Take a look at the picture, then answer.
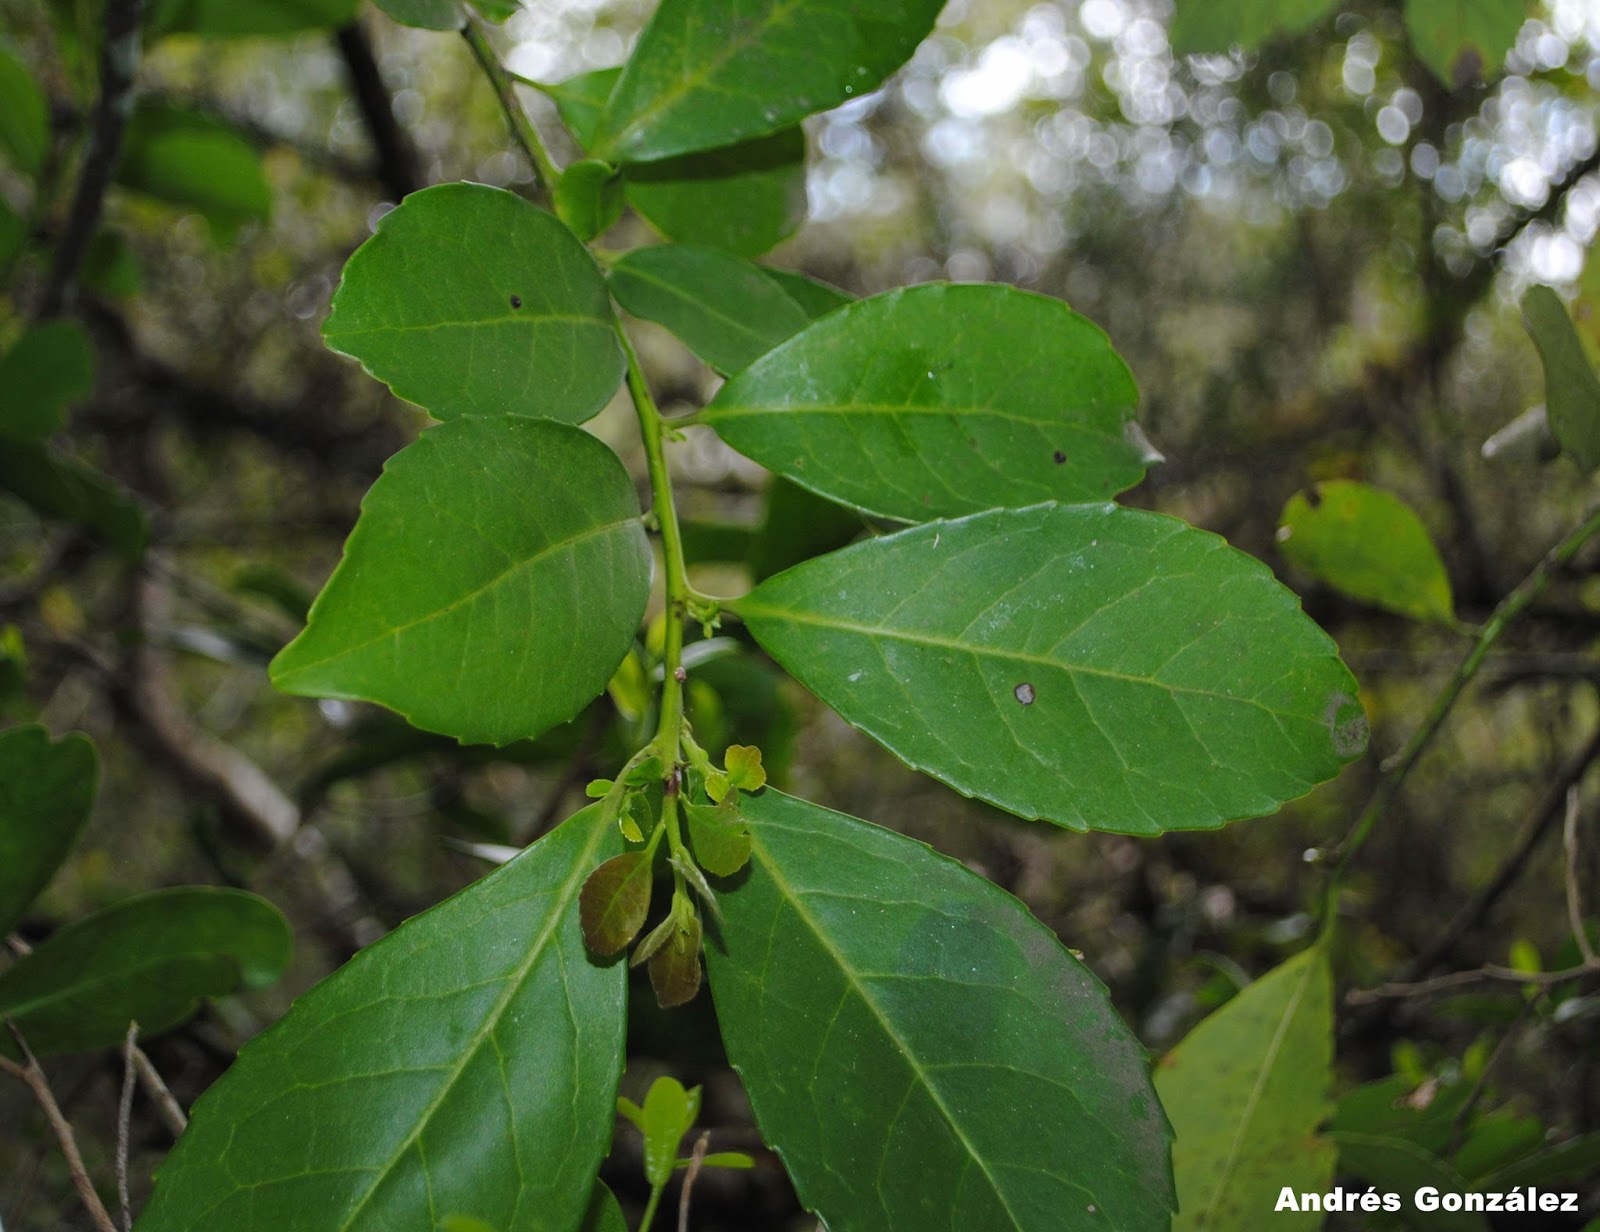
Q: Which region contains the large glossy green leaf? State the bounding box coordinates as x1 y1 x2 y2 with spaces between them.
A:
1403 0 1527 87
134 806 624 1232
148 0 361 36
610 245 811 375
116 104 272 238
0 441 148 560
705 789 1174 1231
734 503 1366 833
0 46 49 177
0 888 291 1058
0 725 96 939
590 0 945 163
323 182 623 422
1277 481 1455 625
1168 0 1339 55
1154 947 1336 1232
701 284 1149 521
272 418 651 747
0 322 95 440
1521 285 1600 472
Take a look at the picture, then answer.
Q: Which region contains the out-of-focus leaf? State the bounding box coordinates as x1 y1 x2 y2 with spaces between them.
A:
1478 1131 1600 1190
555 158 624 242
1277 481 1455 624
610 245 810 374
80 230 142 297
1522 285 1600 472
1156 946 1336 1231
0 199 26 270
471 0 519 19
736 503 1367 834
373 0 461 29
591 0 945 162
117 104 272 238
706 789 1174 1230
0 441 148 560
271 418 651 747
133 807 624 1232
626 128 807 258
323 183 623 422
0 725 96 939
0 322 95 440
748 477 861 583
1404 0 1527 87
0 46 48 176
702 284 1148 520
1169 0 1339 54
1329 1133 1488 1231
0 888 291 1057
148 0 361 37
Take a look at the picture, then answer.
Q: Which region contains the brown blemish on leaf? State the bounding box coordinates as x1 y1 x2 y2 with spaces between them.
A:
1013 682 1036 706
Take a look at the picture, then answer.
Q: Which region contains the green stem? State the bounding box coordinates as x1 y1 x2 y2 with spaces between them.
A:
460 18 559 196
638 1180 665 1232
1324 500 1600 929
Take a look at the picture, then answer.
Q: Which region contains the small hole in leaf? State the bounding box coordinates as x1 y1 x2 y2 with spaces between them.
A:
509 294 523 309
1052 450 1067 464
1013 682 1036 706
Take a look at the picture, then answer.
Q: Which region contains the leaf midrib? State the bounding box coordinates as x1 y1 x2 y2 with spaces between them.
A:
749 825 1027 1232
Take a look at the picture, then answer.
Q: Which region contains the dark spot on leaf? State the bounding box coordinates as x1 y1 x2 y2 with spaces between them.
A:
509 294 523 309
1305 486 1322 509
1451 46 1484 89
1052 450 1067 464
1013 682 1036 706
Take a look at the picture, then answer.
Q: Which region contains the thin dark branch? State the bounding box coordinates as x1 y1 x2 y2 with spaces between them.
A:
37 0 146 320
335 18 422 200
130 1044 187 1139
117 1023 138 1232
1347 958 1600 1004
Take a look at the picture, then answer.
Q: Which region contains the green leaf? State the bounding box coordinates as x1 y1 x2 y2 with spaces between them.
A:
705 789 1174 1230
471 0 520 20
1168 0 1340 56
0 46 49 176
0 199 26 271
647 911 702 1008
323 183 623 423
749 477 862 582
758 266 852 319
735 503 1366 834
610 245 810 375
683 1151 753 1170
1478 1131 1600 1189
0 725 97 939
1404 0 1528 87
134 806 624 1232
148 0 361 37
117 104 272 238
1328 1133 1488 1231
723 744 765 791
1521 285 1600 472
0 441 148 560
684 800 751 876
640 1076 698 1186
554 158 624 242
373 0 462 29
271 418 651 747
0 888 291 1058
701 284 1149 521
547 68 618 151
1155 947 1336 1232
578 850 653 955
591 0 945 163
80 230 142 298
1277 481 1455 625
578 1182 628 1232
625 127 808 258
0 322 95 440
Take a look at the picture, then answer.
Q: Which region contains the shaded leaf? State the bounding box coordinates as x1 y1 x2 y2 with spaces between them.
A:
1277 481 1455 624
323 182 622 423
81 230 142 298
0 199 25 270
610 245 811 375
684 800 751 876
591 0 944 163
1478 1131 1600 1190
749 477 862 582
578 1182 628 1232
117 104 272 238
0 888 291 1058
1156 947 1336 1232
135 807 623 1232
555 158 624 241
705 789 1174 1230
648 911 702 1008
0 322 95 440
702 284 1148 521
1404 0 1527 87
1168 0 1340 55
0 46 49 176
0 725 97 939
1522 285 1600 472
579 850 653 955
758 266 852 319
373 0 461 29
1330 1133 1488 1231
735 503 1366 834
546 67 618 150
271 417 651 747
0 440 148 560
148 0 361 36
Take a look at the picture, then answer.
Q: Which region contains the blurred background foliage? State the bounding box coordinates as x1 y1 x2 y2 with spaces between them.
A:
2 0 1599 1226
